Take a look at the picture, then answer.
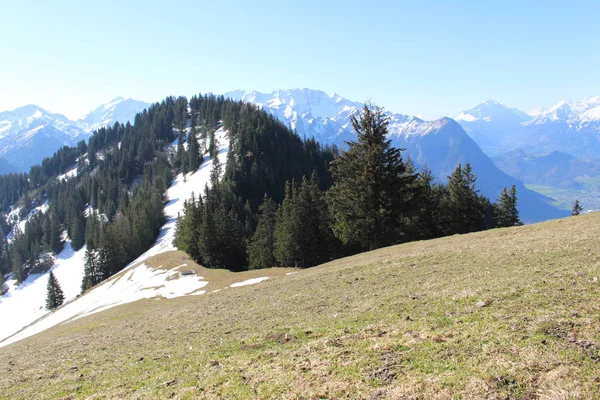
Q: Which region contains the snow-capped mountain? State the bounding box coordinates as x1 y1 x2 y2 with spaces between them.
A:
77 97 151 133
456 96 600 157
0 105 89 173
226 89 363 144
0 98 150 174
454 100 533 156
225 89 566 222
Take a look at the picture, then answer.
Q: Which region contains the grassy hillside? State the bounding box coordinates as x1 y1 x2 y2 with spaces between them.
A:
2 214 600 399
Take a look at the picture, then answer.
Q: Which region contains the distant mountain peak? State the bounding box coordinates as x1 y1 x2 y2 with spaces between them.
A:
77 97 150 133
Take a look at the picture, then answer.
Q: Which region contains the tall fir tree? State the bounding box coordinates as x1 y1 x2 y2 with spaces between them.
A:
328 104 419 250
248 195 278 269
274 175 333 267
442 163 487 235
494 187 512 228
507 185 521 226
187 130 203 172
45 271 64 310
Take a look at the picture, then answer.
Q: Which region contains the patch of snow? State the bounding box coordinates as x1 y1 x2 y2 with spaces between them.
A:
230 277 270 287
0 261 209 347
285 271 298 276
454 112 477 122
7 201 50 242
57 165 78 182
0 241 86 344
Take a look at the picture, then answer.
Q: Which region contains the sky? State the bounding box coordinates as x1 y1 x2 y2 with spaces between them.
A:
1 0 599 120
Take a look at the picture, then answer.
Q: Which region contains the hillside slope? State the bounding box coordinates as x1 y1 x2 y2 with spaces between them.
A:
0 127 229 345
1 213 599 399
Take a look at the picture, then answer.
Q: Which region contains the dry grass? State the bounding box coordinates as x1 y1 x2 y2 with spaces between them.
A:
1 214 600 399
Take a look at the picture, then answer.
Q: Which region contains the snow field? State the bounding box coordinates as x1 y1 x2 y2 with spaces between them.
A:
0 241 85 343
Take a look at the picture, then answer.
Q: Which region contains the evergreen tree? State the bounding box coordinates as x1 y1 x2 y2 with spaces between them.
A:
328 104 419 250
187 129 203 172
441 163 487 235
10 241 25 284
507 185 521 226
413 168 444 240
49 211 63 254
494 187 511 228
45 271 64 310
70 214 86 251
572 199 583 216
273 181 299 266
81 246 100 292
248 195 278 269
274 176 333 267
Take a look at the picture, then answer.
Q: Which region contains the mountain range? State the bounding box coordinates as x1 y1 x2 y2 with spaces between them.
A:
225 89 567 222
0 98 151 173
5 89 598 220
455 97 600 157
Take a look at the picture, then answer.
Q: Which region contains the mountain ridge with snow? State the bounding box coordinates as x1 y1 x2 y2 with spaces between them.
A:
455 96 600 157
0 98 150 173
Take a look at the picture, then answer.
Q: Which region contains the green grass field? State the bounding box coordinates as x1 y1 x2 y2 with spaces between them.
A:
2 214 600 399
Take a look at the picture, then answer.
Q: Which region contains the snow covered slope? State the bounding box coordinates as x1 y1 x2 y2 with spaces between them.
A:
0 128 230 348
77 97 151 133
0 241 86 343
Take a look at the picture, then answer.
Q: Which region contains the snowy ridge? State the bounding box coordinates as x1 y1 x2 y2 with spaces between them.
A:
225 89 461 144
77 97 151 133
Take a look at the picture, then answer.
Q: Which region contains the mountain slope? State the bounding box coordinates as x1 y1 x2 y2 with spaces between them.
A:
0 126 229 346
1 213 599 398
77 97 151 133
454 100 532 156
227 89 565 222
0 105 89 172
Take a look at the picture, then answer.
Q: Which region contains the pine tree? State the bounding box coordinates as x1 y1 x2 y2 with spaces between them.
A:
11 243 25 284
507 185 521 226
45 271 64 310
187 129 203 172
414 168 443 240
274 176 333 267
494 187 511 227
70 214 85 251
49 211 63 254
274 181 299 266
248 195 278 269
328 104 419 250
81 246 100 292
442 163 487 235
572 199 583 216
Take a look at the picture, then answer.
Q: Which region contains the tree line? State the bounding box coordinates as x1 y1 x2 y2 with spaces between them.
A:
174 103 522 271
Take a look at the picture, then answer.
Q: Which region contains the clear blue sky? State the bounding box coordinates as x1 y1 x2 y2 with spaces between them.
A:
1 0 599 119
